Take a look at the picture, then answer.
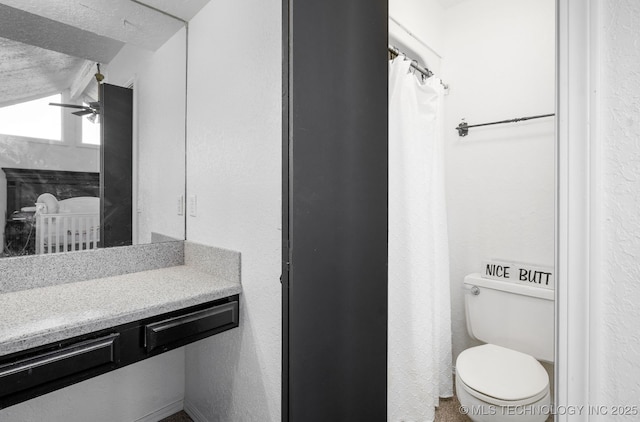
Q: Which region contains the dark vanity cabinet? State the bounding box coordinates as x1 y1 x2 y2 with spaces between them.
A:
0 295 239 409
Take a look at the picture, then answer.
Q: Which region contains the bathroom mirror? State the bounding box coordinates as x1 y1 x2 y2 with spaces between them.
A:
0 0 207 257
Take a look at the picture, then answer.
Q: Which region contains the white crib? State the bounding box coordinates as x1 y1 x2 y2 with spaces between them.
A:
34 195 100 254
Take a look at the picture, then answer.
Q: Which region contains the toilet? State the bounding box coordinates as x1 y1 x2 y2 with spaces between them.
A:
455 274 554 422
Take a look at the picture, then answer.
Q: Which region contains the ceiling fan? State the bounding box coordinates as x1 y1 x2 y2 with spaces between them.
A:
49 101 100 117
49 63 104 117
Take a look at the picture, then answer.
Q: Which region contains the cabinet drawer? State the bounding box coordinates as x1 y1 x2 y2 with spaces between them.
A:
145 301 238 352
0 334 119 396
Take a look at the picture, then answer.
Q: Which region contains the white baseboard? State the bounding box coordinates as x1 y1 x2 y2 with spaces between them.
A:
184 400 211 422
134 399 184 422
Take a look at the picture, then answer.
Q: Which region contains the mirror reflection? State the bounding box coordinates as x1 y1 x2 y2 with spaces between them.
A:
0 0 203 257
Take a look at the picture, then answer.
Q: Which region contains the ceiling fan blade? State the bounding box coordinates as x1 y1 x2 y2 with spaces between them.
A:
49 102 87 110
72 109 93 116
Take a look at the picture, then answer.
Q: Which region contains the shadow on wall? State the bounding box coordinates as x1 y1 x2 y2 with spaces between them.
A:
184 299 272 421
0 348 185 421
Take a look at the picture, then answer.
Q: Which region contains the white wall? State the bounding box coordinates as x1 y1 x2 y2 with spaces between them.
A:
106 29 187 244
597 0 640 409
389 0 445 73
441 0 556 360
0 348 185 422
184 0 281 420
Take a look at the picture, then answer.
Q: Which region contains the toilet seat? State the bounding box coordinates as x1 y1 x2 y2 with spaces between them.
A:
456 344 549 406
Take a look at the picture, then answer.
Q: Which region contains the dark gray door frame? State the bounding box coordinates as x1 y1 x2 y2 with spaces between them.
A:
282 1 389 420
100 83 133 248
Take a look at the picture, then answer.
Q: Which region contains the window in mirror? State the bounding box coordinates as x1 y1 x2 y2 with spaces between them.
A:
81 103 101 145
0 94 62 141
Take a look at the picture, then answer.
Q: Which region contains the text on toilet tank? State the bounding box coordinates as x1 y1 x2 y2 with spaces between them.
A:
481 260 554 289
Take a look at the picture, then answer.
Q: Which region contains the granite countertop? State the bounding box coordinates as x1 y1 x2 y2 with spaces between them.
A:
0 265 242 357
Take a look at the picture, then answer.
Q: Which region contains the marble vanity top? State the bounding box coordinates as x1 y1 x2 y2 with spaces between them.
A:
0 242 242 357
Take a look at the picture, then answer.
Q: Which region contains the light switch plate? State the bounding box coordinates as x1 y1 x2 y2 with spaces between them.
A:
188 195 197 217
177 195 184 216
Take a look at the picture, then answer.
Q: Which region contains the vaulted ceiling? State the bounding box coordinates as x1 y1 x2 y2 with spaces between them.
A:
0 0 210 107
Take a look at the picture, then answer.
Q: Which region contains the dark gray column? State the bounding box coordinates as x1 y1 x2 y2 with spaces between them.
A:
100 83 133 248
283 1 389 420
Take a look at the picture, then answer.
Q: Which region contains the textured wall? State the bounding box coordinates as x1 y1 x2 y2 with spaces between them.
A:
0 348 185 422
442 0 556 361
184 0 282 420
599 0 640 408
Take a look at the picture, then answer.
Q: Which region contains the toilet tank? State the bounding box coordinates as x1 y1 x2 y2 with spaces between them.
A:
464 273 554 362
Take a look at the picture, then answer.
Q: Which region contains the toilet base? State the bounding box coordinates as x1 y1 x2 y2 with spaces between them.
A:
456 377 551 422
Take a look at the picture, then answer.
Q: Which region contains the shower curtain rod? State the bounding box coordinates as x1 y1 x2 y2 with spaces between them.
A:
455 113 555 137
388 46 448 89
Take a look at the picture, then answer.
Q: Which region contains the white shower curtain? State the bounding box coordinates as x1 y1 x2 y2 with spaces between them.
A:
388 57 453 422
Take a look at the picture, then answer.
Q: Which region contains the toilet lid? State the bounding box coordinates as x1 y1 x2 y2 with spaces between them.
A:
456 344 549 401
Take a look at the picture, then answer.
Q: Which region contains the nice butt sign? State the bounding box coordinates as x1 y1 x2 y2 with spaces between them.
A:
482 260 554 290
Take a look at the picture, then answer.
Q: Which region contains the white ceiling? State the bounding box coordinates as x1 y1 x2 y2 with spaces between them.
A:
436 0 469 9
0 38 87 107
139 0 213 22
0 0 210 107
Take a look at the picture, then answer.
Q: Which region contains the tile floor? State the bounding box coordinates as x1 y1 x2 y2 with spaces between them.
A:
160 411 193 422
435 395 554 422
163 400 553 421
435 393 472 421
162 400 474 422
